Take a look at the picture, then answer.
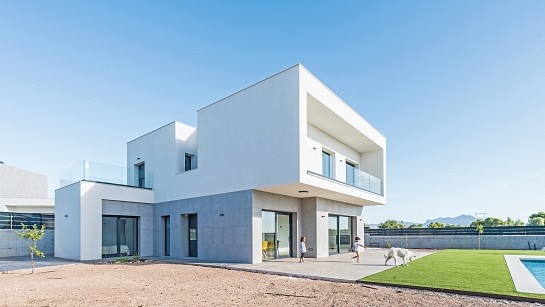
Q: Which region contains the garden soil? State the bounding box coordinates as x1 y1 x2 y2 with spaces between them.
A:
0 262 540 307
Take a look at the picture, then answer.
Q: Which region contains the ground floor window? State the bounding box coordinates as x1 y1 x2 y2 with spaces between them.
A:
328 215 352 254
262 211 292 261
102 215 138 258
188 214 198 257
165 216 170 256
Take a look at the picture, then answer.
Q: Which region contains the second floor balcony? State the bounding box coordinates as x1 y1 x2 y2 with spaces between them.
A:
60 161 153 189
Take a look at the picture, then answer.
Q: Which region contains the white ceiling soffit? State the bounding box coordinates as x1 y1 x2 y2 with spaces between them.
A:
306 94 381 152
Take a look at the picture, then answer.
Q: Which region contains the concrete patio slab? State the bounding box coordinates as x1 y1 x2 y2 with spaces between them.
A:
0 256 78 273
152 249 433 282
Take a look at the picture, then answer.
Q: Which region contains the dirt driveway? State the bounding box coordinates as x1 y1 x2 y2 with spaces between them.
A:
0 262 539 307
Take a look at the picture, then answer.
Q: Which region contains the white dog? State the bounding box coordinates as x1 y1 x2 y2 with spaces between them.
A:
384 247 416 266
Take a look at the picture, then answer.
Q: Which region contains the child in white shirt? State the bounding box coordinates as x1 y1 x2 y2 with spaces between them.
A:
351 237 365 263
299 237 307 263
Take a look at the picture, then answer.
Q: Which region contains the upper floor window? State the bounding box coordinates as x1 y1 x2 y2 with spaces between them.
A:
137 163 145 187
346 161 356 185
322 151 332 178
185 154 193 171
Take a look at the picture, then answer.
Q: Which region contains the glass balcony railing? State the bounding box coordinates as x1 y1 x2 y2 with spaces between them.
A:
60 161 153 189
350 168 382 195
308 169 382 195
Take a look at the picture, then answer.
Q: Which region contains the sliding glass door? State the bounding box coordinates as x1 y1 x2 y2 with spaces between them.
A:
262 211 292 260
328 215 352 254
102 216 138 258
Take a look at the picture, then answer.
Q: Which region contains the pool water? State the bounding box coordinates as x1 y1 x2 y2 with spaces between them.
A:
521 259 545 288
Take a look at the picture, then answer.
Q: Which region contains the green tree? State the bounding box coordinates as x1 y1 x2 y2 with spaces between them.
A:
408 223 424 228
529 212 545 219
475 224 484 249
378 219 403 229
427 222 445 228
528 217 545 226
16 224 46 274
515 219 525 226
470 219 484 227
506 217 525 226
483 217 506 227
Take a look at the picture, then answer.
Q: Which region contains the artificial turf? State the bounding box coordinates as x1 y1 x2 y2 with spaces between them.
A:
360 249 545 299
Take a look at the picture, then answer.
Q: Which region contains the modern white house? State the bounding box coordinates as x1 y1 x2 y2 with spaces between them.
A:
54 64 386 263
0 163 54 213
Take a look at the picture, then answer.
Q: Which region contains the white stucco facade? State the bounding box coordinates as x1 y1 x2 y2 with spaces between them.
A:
55 64 386 262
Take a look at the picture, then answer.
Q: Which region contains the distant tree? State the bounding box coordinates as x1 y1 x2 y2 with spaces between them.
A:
529 212 545 219
528 217 545 226
427 222 445 228
378 219 403 229
364 223 370 228
470 219 484 227
408 223 424 228
483 217 506 227
506 217 525 226
445 224 463 228
515 219 525 226
16 224 46 274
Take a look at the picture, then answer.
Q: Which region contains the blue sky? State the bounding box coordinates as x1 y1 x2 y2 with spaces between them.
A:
1 1 544 224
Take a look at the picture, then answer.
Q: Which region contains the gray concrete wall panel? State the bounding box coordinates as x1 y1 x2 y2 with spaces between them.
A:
0 230 54 257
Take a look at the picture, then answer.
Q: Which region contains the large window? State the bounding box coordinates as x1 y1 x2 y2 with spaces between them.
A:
322 151 332 178
102 216 138 258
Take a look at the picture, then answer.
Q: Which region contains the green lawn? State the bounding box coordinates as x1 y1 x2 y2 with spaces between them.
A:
361 249 545 300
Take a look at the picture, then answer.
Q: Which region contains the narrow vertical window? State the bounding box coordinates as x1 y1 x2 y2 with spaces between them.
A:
137 163 145 187
322 151 331 178
185 154 192 171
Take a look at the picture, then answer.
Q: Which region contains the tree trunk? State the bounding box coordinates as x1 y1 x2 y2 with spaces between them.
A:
31 251 34 274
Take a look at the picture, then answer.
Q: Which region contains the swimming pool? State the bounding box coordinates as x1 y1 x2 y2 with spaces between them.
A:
521 259 545 288
504 255 545 294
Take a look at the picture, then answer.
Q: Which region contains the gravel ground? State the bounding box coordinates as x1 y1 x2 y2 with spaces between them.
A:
0 261 542 307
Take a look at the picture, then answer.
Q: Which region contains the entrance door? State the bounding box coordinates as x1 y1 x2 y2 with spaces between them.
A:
188 214 197 257
328 215 352 254
261 211 292 260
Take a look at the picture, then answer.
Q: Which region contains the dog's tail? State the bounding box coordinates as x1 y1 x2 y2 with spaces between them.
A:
384 254 388 259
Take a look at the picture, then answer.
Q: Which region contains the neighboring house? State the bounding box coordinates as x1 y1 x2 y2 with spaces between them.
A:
55 64 386 263
0 163 54 213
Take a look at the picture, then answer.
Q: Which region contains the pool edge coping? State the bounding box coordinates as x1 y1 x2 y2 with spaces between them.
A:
505 255 545 295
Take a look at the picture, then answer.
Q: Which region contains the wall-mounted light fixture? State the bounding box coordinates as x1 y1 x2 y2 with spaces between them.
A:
219 213 224 216
184 214 188 217
137 158 140 160
312 147 316 150
64 215 68 217
359 219 363 221
321 215 325 218
298 190 308 193
340 160 343 162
